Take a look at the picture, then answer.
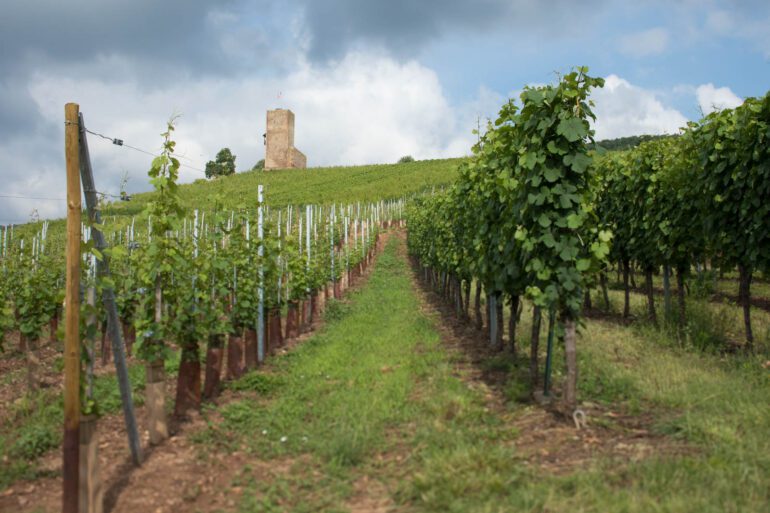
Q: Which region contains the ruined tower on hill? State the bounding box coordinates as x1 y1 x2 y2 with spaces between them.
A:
264 109 306 170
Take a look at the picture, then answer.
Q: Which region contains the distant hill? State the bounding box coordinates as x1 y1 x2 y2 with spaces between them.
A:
592 134 674 153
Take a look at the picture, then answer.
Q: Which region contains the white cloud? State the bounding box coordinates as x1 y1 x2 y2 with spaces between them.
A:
4 52 491 222
591 74 688 140
282 53 475 165
0 54 748 225
618 27 669 58
695 83 743 115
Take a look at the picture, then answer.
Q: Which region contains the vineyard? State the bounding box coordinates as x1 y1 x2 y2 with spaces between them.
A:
406 68 769 389
0 70 769 513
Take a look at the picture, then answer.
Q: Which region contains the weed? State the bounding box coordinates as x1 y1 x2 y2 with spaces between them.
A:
481 354 514 373
503 379 530 403
689 270 717 298
683 299 731 351
322 299 352 323
9 423 57 459
226 371 283 394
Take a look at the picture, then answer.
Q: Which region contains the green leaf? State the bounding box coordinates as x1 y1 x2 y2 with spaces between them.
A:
576 258 591 272
566 213 583 229
544 167 562 182
560 245 578 261
564 153 591 173
556 118 587 142
538 214 552 228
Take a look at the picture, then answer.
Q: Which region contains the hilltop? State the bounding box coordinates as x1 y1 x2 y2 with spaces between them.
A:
104 158 464 218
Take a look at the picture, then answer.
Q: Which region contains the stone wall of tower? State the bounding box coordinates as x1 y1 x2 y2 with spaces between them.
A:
265 109 306 170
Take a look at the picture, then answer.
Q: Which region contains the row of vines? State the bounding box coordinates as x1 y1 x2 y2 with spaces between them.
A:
406 67 769 411
0 120 404 437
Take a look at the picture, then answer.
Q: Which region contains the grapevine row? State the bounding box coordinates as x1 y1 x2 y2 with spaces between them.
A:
0 121 405 436
407 67 769 410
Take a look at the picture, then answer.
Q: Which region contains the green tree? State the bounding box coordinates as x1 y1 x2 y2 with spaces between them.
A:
205 148 237 179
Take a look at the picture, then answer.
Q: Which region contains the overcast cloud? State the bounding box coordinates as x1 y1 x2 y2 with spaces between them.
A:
0 0 767 224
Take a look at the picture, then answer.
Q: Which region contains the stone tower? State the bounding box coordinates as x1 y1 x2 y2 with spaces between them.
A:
264 109 306 170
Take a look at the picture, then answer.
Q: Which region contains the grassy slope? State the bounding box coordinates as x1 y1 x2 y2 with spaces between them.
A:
7 157 461 261
103 158 463 218
195 235 769 512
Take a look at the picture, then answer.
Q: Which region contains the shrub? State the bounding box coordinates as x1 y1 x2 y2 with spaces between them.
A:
397 155 415 163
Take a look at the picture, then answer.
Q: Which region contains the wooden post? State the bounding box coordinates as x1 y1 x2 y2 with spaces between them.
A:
146 277 169 444
663 264 672 323
474 282 483 331
304 206 312 327
488 292 497 348
529 306 542 391
64 102 81 513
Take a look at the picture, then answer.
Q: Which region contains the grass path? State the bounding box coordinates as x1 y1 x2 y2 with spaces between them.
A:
205 233 519 512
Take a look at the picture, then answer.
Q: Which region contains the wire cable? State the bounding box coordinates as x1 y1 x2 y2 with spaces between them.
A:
0 194 65 201
84 127 206 173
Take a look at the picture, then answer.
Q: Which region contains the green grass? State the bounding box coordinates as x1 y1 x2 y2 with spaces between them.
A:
103 158 462 218
607 268 770 305
195 237 770 512
196 236 518 511
566 319 770 513
595 280 770 351
486 291 770 512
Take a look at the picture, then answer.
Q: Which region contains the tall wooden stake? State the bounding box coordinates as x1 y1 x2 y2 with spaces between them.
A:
64 102 81 513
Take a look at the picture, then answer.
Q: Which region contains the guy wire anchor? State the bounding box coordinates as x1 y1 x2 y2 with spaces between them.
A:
572 409 587 430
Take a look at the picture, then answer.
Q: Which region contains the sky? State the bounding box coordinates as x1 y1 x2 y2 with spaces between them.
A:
0 0 768 224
